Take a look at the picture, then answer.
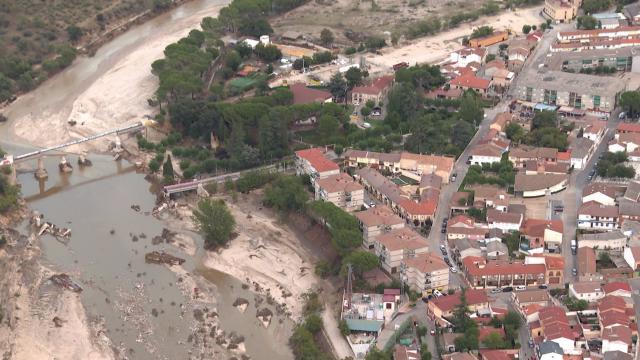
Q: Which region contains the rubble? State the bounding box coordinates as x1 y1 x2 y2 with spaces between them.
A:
49 274 83 292
144 251 185 266
130 204 141 212
232 298 249 313
256 308 273 328
38 222 72 240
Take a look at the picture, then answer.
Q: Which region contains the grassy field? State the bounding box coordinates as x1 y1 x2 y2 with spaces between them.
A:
0 0 165 102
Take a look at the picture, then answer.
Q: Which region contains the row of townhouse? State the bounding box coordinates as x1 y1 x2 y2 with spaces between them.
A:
460 254 565 289
578 181 640 229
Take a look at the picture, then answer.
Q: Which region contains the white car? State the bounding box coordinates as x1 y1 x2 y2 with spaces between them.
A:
449 267 457 273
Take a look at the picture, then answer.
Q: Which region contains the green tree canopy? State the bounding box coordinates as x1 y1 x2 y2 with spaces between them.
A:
264 175 309 213
192 198 236 249
320 28 334 46
620 90 640 118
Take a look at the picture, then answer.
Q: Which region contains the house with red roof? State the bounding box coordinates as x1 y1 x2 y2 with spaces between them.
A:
289 83 333 105
449 73 491 95
427 289 489 326
520 219 564 253
603 282 632 298
461 257 546 289
536 306 576 354
295 148 339 183
446 215 490 241
602 326 632 354
616 122 640 137
351 75 394 105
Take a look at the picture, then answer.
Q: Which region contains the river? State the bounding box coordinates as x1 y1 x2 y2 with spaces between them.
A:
0 1 294 359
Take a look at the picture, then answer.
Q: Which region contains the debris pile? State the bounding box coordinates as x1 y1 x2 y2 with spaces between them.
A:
38 222 71 240
144 251 185 266
49 274 83 292
256 308 273 328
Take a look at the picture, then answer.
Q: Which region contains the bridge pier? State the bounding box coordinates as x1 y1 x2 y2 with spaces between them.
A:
59 156 73 173
78 152 92 167
34 157 48 180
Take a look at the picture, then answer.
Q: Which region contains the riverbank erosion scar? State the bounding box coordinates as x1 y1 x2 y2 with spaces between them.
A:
0 227 114 360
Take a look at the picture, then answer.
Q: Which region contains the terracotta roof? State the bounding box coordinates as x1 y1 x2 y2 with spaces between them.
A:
578 201 619 218
400 198 438 216
454 47 487 58
289 83 332 104
577 247 596 275
449 215 475 227
492 112 512 128
539 306 574 340
404 252 448 274
558 25 640 38
571 281 602 294
448 226 490 237
449 73 491 90
603 282 632 294
355 167 409 205
520 219 563 237
430 289 489 312
485 60 506 70
316 173 363 194
600 310 631 328
295 148 339 172
583 182 627 200
602 326 632 345
471 142 504 157
515 289 550 304
355 206 404 227
478 350 513 360
557 151 571 161
376 228 428 252
514 174 567 192
599 295 627 314
400 152 455 174
352 75 394 96
617 122 640 133
509 146 558 160
463 257 546 276
487 209 522 225
541 255 564 270
420 174 443 190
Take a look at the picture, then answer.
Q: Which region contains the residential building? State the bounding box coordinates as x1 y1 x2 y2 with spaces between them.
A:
569 137 595 170
577 201 620 230
577 247 599 281
404 252 449 295
355 167 409 211
290 83 333 104
582 182 627 206
399 198 438 226
543 0 580 23
468 184 510 211
447 215 490 241
619 198 640 223
514 174 568 197
448 48 487 68
513 289 551 309
295 148 340 183
469 142 506 165
351 75 394 105
536 306 575 354
461 256 547 289
623 2 640 24
315 173 364 210
525 254 565 286
374 228 429 273
616 122 640 136
546 48 636 73
516 69 624 115
344 150 455 184
569 281 605 302
486 241 508 260
557 26 640 42
623 246 640 270
452 238 483 264
490 112 513 134
355 207 405 249
508 47 530 71
426 289 489 325
449 73 491 95
486 209 523 232
538 341 564 360
509 146 558 167
609 132 640 153
520 219 564 252
468 31 509 48
603 282 632 298
602 326 632 354
578 230 627 251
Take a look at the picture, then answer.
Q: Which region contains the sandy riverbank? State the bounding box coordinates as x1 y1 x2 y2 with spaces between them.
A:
0 224 114 360
7 2 228 154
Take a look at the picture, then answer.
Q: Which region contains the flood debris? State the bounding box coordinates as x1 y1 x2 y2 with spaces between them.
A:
52 316 66 327
37 222 72 240
144 251 185 266
130 204 141 212
49 274 83 292
256 308 273 328
151 228 176 245
232 298 249 314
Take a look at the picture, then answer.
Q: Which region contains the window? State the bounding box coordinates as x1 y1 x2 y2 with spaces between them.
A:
594 95 601 108
525 87 533 102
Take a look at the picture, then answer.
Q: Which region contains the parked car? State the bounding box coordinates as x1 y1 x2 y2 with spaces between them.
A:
491 288 502 294
538 284 548 289
515 285 526 291
449 267 457 273
450 173 457 182
528 339 535 348
572 268 577 276
502 286 514 292
430 329 436 336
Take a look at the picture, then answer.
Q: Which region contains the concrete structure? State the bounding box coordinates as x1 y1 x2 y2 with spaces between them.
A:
546 47 637 72
315 173 364 211
404 252 449 295
623 246 640 270
374 228 429 274
351 75 394 105
515 69 625 115
569 281 605 302
355 207 405 249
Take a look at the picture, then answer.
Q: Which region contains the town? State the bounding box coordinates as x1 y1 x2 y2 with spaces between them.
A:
2 0 640 359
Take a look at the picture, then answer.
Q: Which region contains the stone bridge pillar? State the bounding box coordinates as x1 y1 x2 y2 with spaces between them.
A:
78 151 92 166
34 156 48 180
59 156 73 173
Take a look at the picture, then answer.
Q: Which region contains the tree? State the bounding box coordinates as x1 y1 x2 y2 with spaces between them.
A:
225 50 242 71
67 25 83 42
582 0 611 14
505 123 525 143
485 54 496 62
470 26 494 39
341 251 379 275
148 159 161 173
577 15 598 29
459 92 483 125
503 310 522 345
501 231 521 258
345 67 364 89
364 36 386 50
254 43 282 62
532 110 557 129
361 106 371 118
522 24 532 34
304 314 323 334
451 121 475 151
318 114 340 142
483 332 506 349
619 90 640 118
192 198 236 249
320 28 334 47
264 175 309 214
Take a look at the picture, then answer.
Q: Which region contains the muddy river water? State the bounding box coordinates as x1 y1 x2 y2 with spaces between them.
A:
0 1 294 359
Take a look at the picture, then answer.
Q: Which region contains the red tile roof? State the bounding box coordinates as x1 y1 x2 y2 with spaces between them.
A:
520 219 563 237
479 327 506 341
600 310 631 328
430 289 489 312
352 75 394 95
617 122 640 134
557 151 571 161
602 326 632 345
539 306 574 340
400 198 438 216
295 148 339 173
289 83 332 104
463 257 546 276
450 73 491 90
599 295 627 314
603 282 632 294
